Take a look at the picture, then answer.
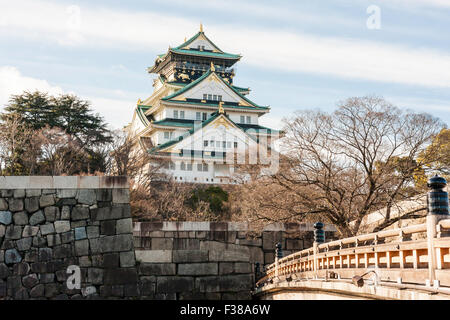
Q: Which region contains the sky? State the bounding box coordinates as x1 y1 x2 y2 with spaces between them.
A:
0 0 449 130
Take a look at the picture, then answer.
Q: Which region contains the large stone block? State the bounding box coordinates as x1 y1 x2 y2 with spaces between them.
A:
40 223 55 236
196 274 253 293
173 250 209 263
0 263 9 279
71 207 90 221
104 268 138 285
13 189 25 198
74 227 87 240
5 249 22 264
13 211 28 225
39 195 55 208
88 268 104 285
22 225 39 237
96 189 112 202
77 189 97 205
44 206 58 222
262 231 284 250
156 276 194 293
139 263 176 275
5 225 22 239
24 197 39 213
100 220 116 235
286 239 303 250
26 189 42 197
54 221 71 234
112 188 129 204
16 237 32 251
173 238 200 250
234 262 252 274
178 263 218 276
135 250 172 263
151 238 173 250
29 210 45 226
75 239 89 256
99 234 133 253
38 248 53 262
120 251 135 268
0 211 12 225
219 262 234 275
201 242 250 262
248 246 264 264
0 198 7 211
116 218 133 234
8 198 24 212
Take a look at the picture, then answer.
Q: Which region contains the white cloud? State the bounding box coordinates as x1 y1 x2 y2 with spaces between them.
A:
2 0 450 89
0 66 64 106
0 66 134 129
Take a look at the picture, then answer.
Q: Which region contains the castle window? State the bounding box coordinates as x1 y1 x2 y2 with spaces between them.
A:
247 116 251 124
234 142 238 148
203 140 208 147
180 111 185 119
180 162 186 170
213 95 217 101
218 95 222 101
202 112 207 120
203 94 207 100
169 162 175 170
173 110 178 119
187 163 193 171
240 116 245 123
196 112 201 120
208 94 212 100
222 141 226 148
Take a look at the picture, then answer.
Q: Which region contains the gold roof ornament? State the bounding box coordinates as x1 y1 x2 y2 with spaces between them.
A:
218 101 225 114
210 62 215 72
200 23 203 33
137 98 142 105
184 37 187 42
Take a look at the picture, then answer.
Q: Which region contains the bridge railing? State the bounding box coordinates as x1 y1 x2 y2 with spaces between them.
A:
258 217 450 289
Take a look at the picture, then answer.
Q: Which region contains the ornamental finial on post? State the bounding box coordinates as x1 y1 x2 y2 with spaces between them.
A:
275 242 283 259
314 222 325 243
210 62 215 72
200 23 203 33
427 175 449 215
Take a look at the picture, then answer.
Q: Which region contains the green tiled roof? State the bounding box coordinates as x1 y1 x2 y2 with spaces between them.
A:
170 48 241 60
151 118 279 133
161 68 268 109
149 113 277 154
163 99 269 111
136 105 151 125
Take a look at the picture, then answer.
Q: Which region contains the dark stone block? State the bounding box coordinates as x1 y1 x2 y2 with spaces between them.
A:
53 244 72 259
104 268 138 285
39 273 55 284
156 276 194 293
39 248 53 262
124 284 139 297
7 275 22 289
32 236 47 248
103 253 119 269
13 261 30 275
139 263 176 276
31 262 47 273
0 263 10 279
71 206 89 220
30 284 45 298
100 220 116 235
96 189 112 202
45 283 60 298
61 231 74 244
14 287 29 300
22 273 39 288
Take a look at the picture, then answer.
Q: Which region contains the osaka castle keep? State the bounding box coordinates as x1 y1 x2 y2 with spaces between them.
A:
127 24 280 184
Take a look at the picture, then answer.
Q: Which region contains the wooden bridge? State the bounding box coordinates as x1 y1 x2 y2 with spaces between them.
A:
254 176 450 300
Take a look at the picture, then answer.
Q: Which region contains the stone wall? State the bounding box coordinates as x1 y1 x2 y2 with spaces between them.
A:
0 176 138 300
133 221 337 300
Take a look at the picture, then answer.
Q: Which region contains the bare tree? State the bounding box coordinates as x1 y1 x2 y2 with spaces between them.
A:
236 96 445 237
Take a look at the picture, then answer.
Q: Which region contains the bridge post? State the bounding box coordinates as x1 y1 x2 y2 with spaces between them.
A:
314 222 325 279
275 243 282 279
426 175 449 286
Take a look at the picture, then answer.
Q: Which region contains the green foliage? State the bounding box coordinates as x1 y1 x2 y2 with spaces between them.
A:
186 186 229 216
0 90 111 175
3 91 111 145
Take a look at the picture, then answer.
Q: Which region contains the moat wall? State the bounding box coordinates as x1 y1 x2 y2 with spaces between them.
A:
0 176 337 300
133 221 337 300
0 176 139 300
